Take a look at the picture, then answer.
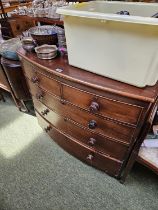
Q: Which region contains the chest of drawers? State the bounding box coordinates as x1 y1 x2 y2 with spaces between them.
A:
18 48 158 182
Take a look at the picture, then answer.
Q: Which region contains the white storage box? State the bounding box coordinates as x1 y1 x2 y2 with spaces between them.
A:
57 1 158 87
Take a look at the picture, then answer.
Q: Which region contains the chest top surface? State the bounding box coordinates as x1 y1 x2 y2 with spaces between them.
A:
17 48 158 103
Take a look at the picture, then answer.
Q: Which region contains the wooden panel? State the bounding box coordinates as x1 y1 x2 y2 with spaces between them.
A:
62 84 143 126
28 81 135 144
34 98 129 160
36 111 122 177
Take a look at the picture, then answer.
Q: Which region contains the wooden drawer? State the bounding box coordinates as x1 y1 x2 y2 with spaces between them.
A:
28 81 135 144
22 61 61 97
25 73 61 96
36 111 122 177
34 71 61 97
62 84 143 126
34 99 129 160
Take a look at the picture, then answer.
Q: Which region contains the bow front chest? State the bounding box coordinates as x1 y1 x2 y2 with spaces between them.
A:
18 48 158 182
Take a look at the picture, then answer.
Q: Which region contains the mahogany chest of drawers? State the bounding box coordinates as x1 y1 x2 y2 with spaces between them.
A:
18 48 158 182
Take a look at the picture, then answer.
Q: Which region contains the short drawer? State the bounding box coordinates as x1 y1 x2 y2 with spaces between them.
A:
62 84 143 126
26 76 61 98
36 112 122 177
23 61 61 97
35 101 129 160
31 86 135 144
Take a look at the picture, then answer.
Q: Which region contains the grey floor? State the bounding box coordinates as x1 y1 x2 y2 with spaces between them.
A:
0 93 158 210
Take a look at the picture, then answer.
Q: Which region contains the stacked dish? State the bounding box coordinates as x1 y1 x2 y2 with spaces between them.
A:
35 45 58 59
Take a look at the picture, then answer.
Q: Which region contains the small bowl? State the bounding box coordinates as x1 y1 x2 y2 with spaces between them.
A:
21 37 36 52
35 45 58 59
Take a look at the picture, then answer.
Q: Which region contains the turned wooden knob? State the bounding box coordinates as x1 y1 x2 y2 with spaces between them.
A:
88 138 96 146
31 76 39 83
41 108 49 116
88 120 97 129
36 92 43 100
89 101 99 113
86 154 94 161
44 125 52 133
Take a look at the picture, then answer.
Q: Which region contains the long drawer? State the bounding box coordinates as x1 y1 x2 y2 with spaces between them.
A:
36 111 123 177
34 98 129 161
62 84 143 126
23 60 143 126
27 79 135 144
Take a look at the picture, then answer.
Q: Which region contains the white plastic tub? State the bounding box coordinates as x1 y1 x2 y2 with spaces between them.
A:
57 1 158 87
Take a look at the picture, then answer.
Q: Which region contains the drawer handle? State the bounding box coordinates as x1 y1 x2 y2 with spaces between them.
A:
88 138 96 146
36 92 44 100
41 109 49 116
89 102 100 113
44 125 52 133
88 120 97 129
31 76 39 84
86 154 94 161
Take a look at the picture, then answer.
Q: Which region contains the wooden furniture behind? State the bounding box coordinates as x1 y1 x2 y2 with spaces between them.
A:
0 1 32 16
11 14 64 26
0 16 36 39
0 57 31 111
18 48 158 182
0 0 35 39
137 139 158 175
9 17 35 37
